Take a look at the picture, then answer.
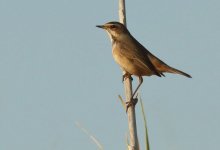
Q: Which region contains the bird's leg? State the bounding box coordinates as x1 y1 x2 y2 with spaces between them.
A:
126 76 143 112
131 76 143 99
122 72 133 82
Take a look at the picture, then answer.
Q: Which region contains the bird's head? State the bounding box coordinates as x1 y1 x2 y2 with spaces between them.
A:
96 21 129 42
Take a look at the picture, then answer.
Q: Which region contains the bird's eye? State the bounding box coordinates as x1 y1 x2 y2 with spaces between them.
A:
110 25 116 29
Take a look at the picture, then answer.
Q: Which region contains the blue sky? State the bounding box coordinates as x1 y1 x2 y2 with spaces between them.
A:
0 0 220 150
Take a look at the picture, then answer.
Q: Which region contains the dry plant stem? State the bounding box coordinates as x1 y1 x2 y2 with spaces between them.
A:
75 122 104 150
124 78 139 150
119 0 139 149
119 0 126 26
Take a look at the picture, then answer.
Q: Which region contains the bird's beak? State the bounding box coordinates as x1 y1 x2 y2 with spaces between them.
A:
96 25 105 29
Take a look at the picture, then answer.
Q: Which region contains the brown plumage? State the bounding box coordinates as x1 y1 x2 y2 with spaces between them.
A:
97 21 191 105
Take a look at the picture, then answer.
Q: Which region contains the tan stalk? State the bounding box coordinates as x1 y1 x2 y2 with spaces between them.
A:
118 0 139 149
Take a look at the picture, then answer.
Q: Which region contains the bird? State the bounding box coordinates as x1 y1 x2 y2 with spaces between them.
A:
96 21 191 109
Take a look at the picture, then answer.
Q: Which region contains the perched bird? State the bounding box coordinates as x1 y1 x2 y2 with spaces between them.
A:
96 21 191 107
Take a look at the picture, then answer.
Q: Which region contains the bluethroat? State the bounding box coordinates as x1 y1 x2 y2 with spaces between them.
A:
96 21 191 109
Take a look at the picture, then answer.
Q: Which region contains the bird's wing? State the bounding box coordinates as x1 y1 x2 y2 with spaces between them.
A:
119 41 162 77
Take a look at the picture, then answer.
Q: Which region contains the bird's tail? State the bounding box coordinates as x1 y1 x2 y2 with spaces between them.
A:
167 67 192 78
148 54 192 78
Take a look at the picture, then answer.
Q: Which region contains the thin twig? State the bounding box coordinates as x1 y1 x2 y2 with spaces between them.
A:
140 97 150 150
75 121 104 150
118 95 126 110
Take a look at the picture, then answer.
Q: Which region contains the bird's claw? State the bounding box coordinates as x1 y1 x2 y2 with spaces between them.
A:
126 97 138 113
122 74 133 82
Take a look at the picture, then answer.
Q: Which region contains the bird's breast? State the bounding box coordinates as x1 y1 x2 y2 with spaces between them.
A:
112 43 153 76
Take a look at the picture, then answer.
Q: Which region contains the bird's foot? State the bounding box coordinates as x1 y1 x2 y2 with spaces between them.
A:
126 96 138 113
122 74 133 82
